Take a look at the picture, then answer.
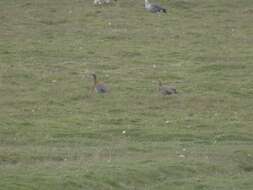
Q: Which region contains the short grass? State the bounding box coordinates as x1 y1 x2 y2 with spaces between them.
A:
0 0 253 189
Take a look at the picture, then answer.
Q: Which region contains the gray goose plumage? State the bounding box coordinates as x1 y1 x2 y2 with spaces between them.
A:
92 74 108 94
145 0 167 13
94 0 117 5
159 81 177 95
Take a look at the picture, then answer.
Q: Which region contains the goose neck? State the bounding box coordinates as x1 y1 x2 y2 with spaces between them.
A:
145 0 151 8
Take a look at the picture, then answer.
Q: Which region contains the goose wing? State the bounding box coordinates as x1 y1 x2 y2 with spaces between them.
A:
95 83 108 93
160 85 176 95
150 4 166 13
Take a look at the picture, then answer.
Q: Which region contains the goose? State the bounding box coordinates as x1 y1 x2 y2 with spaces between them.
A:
94 0 117 5
158 80 177 95
92 74 108 94
145 0 167 13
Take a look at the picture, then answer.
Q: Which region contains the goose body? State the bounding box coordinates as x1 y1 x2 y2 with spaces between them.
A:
159 81 176 95
145 0 167 13
92 74 108 94
94 0 116 5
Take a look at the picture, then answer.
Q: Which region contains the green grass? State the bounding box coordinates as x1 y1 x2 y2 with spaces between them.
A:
0 0 253 189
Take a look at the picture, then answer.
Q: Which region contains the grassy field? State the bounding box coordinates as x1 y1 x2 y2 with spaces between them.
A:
0 0 253 189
